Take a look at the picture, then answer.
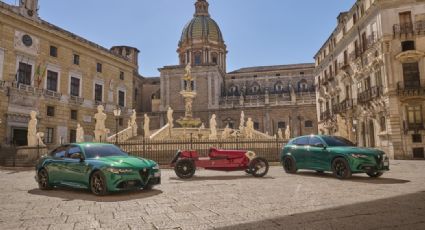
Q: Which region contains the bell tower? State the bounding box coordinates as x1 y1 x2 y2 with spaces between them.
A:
19 0 39 19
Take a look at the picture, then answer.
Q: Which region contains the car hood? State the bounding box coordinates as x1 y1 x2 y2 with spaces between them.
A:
90 156 156 168
329 146 384 156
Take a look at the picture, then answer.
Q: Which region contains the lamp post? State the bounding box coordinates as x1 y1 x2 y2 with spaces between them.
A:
113 107 121 145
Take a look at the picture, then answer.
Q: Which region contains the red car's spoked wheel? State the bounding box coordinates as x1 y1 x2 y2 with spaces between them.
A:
174 159 196 179
249 157 269 177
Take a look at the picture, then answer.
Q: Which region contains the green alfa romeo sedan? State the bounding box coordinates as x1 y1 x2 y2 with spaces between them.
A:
35 143 161 195
280 135 389 179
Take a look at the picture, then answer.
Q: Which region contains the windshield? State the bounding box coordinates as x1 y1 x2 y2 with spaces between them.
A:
84 145 128 158
321 136 356 147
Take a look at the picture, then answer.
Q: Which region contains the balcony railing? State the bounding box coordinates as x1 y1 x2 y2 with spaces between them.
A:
320 110 331 121
393 21 425 36
358 86 383 104
365 35 378 50
332 99 354 114
397 81 425 97
43 89 62 100
69 95 85 105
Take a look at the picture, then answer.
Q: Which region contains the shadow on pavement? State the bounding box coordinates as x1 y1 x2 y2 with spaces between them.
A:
170 175 275 181
295 171 410 184
0 167 33 173
28 188 162 202
215 191 425 230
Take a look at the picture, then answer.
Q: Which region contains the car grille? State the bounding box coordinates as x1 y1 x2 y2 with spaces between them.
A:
139 168 150 183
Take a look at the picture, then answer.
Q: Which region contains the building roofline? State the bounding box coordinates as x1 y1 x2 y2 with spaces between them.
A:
228 63 315 74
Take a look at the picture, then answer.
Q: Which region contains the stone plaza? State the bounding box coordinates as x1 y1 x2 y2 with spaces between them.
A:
1 161 425 230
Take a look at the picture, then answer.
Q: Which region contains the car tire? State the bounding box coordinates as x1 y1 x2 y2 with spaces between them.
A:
316 170 325 174
90 171 108 196
174 159 196 179
37 168 52 190
332 158 352 179
249 157 269 177
283 156 297 174
143 183 154 191
367 172 383 178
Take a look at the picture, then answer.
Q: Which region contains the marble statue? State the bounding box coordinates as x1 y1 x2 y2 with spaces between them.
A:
200 123 205 129
209 114 217 139
27 111 38 147
36 132 46 147
183 62 193 91
221 124 232 139
239 94 244 106
76 123 85 143
144 114 150 138
94 105 108 142
278 128 283 139
289 83 296 102
285 124 291 140
246 118 254 139
239 111 245 131
130 109 138 136
167 107 174 128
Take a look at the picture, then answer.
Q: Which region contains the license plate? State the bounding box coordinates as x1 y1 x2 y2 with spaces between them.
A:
383 161 389 167
154 172 161 178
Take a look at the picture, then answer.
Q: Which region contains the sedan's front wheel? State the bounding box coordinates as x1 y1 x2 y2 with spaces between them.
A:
90 171 108 196
283 156 297 174
37 168 52 190
332 158 352 179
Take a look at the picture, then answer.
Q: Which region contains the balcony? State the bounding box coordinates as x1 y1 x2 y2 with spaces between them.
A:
393 21 425 36
358 86 383 104
349 50 362 61
332 99 354 114
320 110 331 121
43 89 62 100
365 35 378 50
69 95 85 105
397 81 425 97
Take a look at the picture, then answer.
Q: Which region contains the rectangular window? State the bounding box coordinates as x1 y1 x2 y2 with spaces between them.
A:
254 122 260 131
17 62 32 85
375 69 383 87
46 70 58 92
50 46 58 57
277 122 286 129
362 32 367 51
96 63 102 73
70 110 78 120
402 62 420 89
119 118 124 126
70 129 77 143
73 54 80 65
412 134 422 143
380 116 386 132
46 128 54 144
413 148 424 158
407 105 423 130
118 90 125 107
95 84 103 102
46 106 55 117
70 77 80 97
343 50 348 65
119 71 124 80
305 120 313 128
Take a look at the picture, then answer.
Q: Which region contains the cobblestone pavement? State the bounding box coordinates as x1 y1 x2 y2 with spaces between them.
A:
0 161 425 230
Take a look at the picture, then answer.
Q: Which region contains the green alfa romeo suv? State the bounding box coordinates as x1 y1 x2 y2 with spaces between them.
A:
280 135 389 179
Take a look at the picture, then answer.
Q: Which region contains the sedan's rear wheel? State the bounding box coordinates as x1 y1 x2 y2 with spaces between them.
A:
332 158 352 179
283 157 297 174
90 171 108 196
367 172 383 178
38 168 52 190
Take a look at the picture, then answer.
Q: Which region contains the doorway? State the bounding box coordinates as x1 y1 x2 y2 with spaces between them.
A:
369 121 375 148
12 128 28 146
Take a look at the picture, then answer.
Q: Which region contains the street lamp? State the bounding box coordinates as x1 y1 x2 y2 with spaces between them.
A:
113 107 121 145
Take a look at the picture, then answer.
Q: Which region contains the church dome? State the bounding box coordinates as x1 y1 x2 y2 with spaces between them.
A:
179 0 224 45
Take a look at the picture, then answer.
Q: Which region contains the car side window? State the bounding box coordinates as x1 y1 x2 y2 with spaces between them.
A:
309 137 324 146
51 146 69 158
295 137 309 146
67 146 82 159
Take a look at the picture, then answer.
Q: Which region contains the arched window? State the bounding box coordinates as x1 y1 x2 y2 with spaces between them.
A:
224 118 235 129
194 52 202 65
251 82 260 94
211 52 218 65
274 81 284 93
228 85 238 96
298 79 309 92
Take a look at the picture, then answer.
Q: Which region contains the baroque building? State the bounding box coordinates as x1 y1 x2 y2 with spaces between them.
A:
315 0 425 159
148 0 318 136
0 0 141 147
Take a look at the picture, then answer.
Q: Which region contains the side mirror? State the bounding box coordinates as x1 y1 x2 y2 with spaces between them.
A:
313 143 326 149
71 153 84 161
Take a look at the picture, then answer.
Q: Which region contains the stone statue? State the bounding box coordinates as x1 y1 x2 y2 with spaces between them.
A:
36 132 46 147
183 62 193 91
130 109 138 136
209 114 217 140
200 123 205 129
94 105 108 142
76 123 85 143
144 114 150 138
239 111 245 131
289 83 296 102
185 100 193 116
27 111 38 147
221 124 232 139
285 124 291 140
278 128 283 139
167 107 174 128
239 94 244 106
246 118 254 139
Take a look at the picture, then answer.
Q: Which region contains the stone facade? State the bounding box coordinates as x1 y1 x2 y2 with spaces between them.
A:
0 1 140 147
315 0 425 159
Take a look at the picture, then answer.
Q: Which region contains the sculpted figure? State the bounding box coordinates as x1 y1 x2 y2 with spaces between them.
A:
167 107 174 128
144 114 150 138
285 124 291 140
76 123 85 143
27 111 38 147
221 124 232 140
209 114 217 140
36 132 46 147
239 111 245 131
130 109 138 136
246 118 254 139
278 128 283 139
94 105 107 142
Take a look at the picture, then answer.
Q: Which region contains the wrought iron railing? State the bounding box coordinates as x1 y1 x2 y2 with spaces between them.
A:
332 99 354 114
397 81 425 97
393 21 425 36
358 86 383 104
320 110 331 121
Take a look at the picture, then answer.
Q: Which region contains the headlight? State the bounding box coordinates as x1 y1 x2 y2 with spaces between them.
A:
351 154 368 158
106 168 133 174
152 164 160 170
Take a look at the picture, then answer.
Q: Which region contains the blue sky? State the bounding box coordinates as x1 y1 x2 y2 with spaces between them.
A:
3 0 355 77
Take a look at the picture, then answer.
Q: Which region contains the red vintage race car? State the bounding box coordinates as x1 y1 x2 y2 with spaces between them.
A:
170 147 269 179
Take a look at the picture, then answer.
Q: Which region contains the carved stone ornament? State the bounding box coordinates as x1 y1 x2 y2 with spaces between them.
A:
396 50 425 63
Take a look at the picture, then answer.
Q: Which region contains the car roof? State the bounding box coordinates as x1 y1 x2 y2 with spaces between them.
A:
71 143 115 148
